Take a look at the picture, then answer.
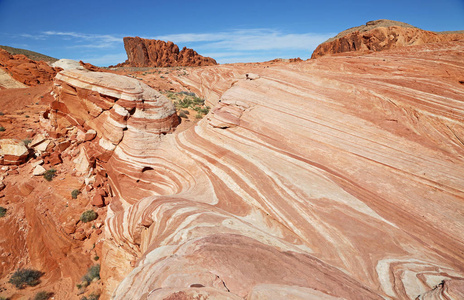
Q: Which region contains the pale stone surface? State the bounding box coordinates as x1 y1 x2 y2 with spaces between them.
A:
51 59 83 70
47 41 464 299
32 165 46 176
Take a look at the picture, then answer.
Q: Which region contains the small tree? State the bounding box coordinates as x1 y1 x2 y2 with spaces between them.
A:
0 126 5 132
8 268 43 289
43 169 56 181
71 189 80 199
80 210 97 223
34 291 53 300
0 207 6 217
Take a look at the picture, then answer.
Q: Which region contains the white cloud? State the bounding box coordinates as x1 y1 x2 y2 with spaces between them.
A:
42 31 123 48
155 29 333 52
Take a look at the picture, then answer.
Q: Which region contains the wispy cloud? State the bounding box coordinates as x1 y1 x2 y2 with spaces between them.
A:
156 29 332 51
17 28 334 65
42 31 123 48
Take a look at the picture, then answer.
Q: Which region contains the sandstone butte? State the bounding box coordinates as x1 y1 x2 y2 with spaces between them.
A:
0 30 464 300
311 19 464 58
115 36 218 68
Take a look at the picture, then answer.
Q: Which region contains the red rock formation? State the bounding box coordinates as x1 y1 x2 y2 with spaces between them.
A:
311 19 464 58
0 49 58 85
101 41 464 299
116 37 217 67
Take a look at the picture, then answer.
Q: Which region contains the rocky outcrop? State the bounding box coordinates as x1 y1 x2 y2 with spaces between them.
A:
20 39 464 299
46 69 179 207
116 37 217 67
311 19 464 58
0 49 58 86
97 40 464 299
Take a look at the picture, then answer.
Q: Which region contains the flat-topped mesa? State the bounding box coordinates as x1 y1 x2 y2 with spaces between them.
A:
311 19 464 58
116 36 218 67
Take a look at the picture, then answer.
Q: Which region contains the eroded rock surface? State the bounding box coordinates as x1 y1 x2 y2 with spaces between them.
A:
116 36 218 67
312 19 464 58
27 40 464 299
90 40 464 299
0 49 58 86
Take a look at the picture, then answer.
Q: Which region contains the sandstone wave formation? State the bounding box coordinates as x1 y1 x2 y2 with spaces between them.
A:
115 37 218 68
311 19 464 58
42 39 464 299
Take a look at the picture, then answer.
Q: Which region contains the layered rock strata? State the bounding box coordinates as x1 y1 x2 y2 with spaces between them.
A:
48 41 464 299
0 49 58 86
47 70 179 206
116 37 217 67
311 19 464 58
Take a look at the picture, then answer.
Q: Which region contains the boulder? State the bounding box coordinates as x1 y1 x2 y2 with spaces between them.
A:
32 165 46 176
0 139 29 165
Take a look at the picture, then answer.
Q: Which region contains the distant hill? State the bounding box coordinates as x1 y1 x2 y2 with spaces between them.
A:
0 45 58 63
311 19 464 59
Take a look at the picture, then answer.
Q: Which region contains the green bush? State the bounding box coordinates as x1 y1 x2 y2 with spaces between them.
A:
0 207 6 217
81 294 100 300
71 189 80 199
195 113 203 119
43 169 56 182
34 291 52 300
0 127 5 132
8 268 43 289
80 210 97 223
82 265 100 284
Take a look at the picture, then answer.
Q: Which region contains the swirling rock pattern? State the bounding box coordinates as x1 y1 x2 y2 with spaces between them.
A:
53 41 464 299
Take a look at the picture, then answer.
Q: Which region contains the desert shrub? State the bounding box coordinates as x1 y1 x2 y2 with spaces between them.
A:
8 268 43 289
71 189 80 199
0 112 4 115
0 296 9 300
80 210 97 223
180 91 195 97
33 291 52 300
93 255 99 261
177 98 193 108
195 113 203 119
0 127 5 132
43 169 56 181
192 96 205 105
81 294 100 300
0 207 6 217
82 265 100 284
25 115 30 118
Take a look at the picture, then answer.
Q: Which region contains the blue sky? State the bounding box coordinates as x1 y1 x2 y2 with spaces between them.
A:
0 0 463 66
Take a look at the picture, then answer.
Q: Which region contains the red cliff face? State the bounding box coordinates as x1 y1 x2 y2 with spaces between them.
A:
117 37 218 67
311 20 464 59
